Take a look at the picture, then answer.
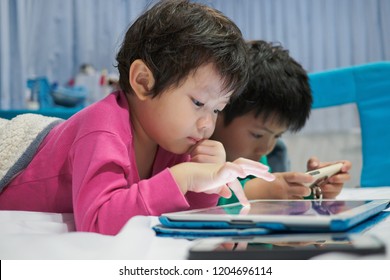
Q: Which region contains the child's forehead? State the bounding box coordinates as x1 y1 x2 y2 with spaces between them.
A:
187 64 233 98
252 112 288 131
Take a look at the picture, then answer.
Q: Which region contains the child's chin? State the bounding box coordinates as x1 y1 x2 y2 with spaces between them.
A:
165 144 189 155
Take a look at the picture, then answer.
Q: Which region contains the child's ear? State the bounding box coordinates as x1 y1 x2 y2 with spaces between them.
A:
129 59 155 100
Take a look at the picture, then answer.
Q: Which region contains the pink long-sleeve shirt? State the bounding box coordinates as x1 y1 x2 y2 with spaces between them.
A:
0 91 218 235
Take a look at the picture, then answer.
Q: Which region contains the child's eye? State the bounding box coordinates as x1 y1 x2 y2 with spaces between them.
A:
250 132 262 139
213 109 222 114
192 98 204 107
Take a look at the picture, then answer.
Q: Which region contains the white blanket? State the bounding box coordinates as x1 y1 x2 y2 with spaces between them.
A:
1 188 390 260
0 114 63 191
0 214 192 259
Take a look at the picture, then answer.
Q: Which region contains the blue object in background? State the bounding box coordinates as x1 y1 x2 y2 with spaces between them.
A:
0 78 86 120
27 77 87 109
51 85 87 108
27 77 53 108
309 62 390 187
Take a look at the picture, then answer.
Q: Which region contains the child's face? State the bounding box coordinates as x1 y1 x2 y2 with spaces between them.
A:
137 63 231 155
213 112 287 162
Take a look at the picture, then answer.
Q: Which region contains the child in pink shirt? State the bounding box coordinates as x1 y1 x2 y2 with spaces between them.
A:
0 0 274 235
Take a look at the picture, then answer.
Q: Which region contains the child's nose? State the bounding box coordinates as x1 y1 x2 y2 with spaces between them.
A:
255 146 268 157
256 139 275 155
264 140 277 155
197 113 215 133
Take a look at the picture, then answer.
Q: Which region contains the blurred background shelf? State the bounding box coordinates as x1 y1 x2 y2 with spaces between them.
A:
0 108 80 120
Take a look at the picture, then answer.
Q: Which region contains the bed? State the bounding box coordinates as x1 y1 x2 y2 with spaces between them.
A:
1 187 390 260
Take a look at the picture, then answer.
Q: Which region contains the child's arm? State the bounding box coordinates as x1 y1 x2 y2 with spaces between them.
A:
243 172 313 200
242 159 352 200
170 158 275 206
306 158 352 198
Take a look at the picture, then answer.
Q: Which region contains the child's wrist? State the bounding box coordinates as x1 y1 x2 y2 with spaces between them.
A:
169 163 190 194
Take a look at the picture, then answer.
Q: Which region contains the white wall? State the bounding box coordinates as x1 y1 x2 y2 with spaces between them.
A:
284 106 363 188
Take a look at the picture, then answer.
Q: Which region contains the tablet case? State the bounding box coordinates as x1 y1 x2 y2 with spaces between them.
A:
153 225 270 238
154 200 390 238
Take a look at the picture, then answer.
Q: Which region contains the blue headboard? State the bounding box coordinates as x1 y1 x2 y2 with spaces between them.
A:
309 61 390 187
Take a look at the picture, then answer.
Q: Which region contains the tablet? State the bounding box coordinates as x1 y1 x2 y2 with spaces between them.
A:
159 199 390 232
188 233 386 260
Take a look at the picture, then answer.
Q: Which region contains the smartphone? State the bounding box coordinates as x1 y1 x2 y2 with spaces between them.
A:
188 233 386 260
303 163 343 199
304 163 343 188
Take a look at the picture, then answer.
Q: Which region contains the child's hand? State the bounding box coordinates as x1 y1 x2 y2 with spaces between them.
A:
244 172 313 199
306 157 352 198
170 158 275 206
189 139 226 164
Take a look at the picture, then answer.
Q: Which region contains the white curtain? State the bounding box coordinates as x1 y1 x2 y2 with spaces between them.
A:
1 0 389 132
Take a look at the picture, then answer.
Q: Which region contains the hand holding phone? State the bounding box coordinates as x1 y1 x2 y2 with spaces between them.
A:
304 163 343 199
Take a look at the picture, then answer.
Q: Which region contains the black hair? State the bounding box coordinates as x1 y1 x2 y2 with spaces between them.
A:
116 0 249 99
222 40 312 132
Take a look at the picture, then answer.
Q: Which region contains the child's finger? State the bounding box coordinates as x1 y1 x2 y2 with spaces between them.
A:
328 173 351 183
287 185 311 198
241 165 275 181
232 158 275 181
306 157 320 170
227 179 249 206
233 158 269 171
218 185 232 198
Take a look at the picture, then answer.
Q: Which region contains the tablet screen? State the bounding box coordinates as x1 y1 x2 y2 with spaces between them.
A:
182 200 371 217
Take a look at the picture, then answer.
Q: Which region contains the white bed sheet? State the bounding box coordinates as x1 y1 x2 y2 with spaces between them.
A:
1 187 390 260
